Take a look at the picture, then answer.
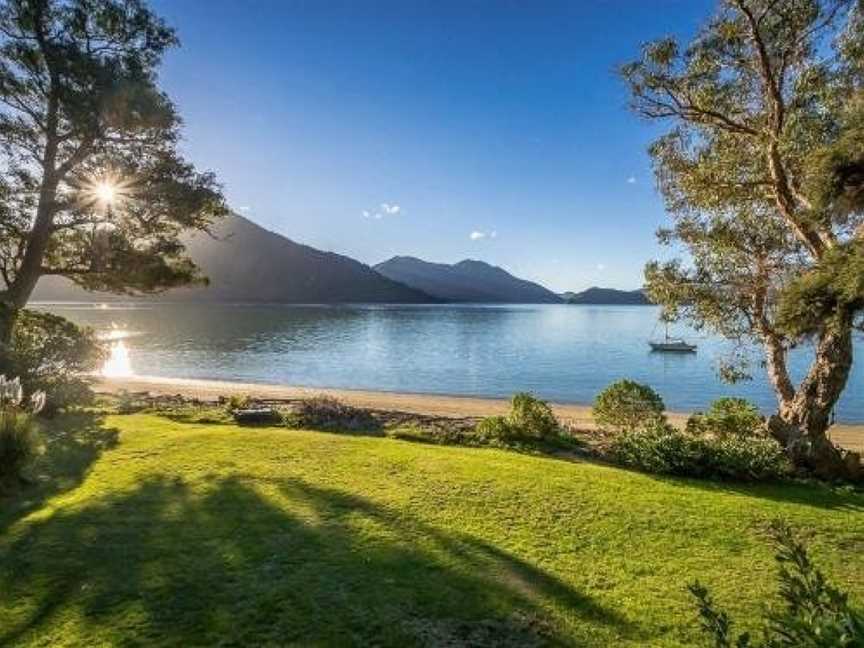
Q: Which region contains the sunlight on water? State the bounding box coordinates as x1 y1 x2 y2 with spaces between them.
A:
101 339 133 378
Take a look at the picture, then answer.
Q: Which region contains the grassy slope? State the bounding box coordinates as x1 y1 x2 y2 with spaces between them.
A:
1 414 863 647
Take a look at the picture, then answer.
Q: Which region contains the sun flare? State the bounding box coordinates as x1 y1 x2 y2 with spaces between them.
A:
101 340 133 378
95 181 117 205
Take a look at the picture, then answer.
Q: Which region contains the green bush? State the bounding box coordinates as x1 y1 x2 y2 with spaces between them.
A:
593 379 666 432
475 393 560 443
0 410 40 489
475 415 514 443
10 310 103 413
686 397 764 438
689 521 864 647
0 375 45 489
224 394 251 413
612 421 789 481
285 396 379 433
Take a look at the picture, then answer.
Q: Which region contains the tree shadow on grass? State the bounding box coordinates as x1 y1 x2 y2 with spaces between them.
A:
0 473 640 646
0 411 119 534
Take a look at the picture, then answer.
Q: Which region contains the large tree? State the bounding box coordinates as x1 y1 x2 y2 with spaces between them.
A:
0 0 226 368
622 0 864 479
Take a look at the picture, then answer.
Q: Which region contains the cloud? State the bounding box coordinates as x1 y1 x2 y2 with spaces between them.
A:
596 263 606 271
238 205 252 212
626 176 637 184
470 229 498 241
363 201 401 220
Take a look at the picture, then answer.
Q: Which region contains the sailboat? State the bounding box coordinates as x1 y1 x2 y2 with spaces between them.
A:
649 320 697 353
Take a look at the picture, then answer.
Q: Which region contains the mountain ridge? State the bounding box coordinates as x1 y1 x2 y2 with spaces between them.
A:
33 214 434 304
561 287 650 305
374 256 563 304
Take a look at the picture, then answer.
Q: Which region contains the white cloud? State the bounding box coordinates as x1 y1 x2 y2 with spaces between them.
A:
238 205 251 212
596 263 606 271
626 176 637 184
469 231 486 240
490 230 498 239
363 201 401 220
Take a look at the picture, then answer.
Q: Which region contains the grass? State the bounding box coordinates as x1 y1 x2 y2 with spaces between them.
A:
1 413 863 646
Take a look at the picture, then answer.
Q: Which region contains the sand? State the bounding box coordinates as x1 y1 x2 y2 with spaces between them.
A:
94 375 864 453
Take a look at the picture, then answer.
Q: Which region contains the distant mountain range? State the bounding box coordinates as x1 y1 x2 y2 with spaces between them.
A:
32 213 649 305
374 256 562 303
561 287 650 305
34 214 432 304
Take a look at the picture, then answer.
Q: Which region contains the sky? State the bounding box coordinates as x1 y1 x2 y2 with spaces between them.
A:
149 0 716 292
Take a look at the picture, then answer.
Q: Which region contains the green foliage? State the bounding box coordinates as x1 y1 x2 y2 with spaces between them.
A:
475 393 561 443
776 241 864 338
224 394 251 413
0 375 46 489
285 396 379 433
689 521 864 647
475 415 514 443
686 398 764 439
508 392 561 439
622 0 864 452
0 0 227 311
115 390 146 415
593 380 666 432
9 311 103 412
612 421 789 481
0 410 40 489
385 423 477 447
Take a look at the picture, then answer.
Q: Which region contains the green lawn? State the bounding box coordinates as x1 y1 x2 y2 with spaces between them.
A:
1 413 863 647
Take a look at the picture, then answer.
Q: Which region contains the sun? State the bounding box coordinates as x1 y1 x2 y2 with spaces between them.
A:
94 181 117 205
78 172 134 210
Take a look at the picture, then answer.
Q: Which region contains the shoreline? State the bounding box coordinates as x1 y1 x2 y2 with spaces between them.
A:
95 375 864 452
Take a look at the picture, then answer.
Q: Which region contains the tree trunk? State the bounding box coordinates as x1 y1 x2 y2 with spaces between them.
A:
766 320 861 481
0 300 20 377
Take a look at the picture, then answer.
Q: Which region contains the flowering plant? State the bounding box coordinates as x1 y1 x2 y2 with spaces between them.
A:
0 375 46 415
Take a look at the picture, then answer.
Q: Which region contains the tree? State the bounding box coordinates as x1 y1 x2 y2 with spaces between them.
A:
0 0 226 370
622 0 864 479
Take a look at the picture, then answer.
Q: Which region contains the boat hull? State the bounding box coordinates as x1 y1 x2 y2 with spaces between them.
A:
649 341 697 353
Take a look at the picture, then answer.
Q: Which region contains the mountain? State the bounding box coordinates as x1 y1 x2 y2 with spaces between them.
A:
33 214 433 303
561 287 651 305
374 256 562 303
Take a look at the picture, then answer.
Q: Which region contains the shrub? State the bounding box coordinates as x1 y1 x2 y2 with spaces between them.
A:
475 393 561 444
115 390 146 415
0 375 46 489
689 521 864 647
224 394 251 413
612 421 789 481
9 310 103 413
593 379 665 432
509 393 560 439
386 423 476 446
686 397 764 438
0 410 40 489
286 396 379 433
475 415 514 443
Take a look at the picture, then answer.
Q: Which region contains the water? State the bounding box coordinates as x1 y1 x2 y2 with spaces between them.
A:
37 302 864 422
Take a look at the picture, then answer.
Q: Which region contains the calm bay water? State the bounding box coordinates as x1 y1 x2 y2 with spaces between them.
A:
39 302 864 421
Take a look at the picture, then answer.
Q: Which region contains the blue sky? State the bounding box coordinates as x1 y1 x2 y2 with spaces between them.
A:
150 0 714 292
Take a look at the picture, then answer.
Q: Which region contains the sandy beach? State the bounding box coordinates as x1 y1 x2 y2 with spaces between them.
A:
95 375 864 452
